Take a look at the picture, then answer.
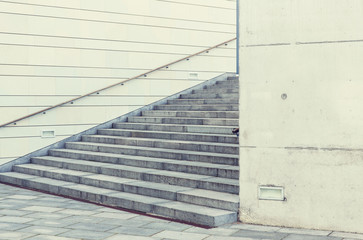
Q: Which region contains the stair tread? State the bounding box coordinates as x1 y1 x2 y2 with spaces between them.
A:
115 122 236 129
143 110 239 113
66 141 239 158
51 148 239 170
130 116 238 120
100 128 237 138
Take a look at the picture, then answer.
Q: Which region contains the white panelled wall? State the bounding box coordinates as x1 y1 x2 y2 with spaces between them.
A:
0 0 236 164
239 0 363 233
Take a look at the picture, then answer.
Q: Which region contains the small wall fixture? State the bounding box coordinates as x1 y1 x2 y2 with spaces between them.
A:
188 72 198 80
259 186 285 201
41 130 56 138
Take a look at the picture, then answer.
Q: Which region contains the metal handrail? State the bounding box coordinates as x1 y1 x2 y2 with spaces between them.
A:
0 37 236 128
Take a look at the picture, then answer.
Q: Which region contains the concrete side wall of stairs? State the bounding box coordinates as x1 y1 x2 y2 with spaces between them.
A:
0 74 239 227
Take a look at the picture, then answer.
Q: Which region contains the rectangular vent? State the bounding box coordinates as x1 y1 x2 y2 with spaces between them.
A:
188 72 198 80
259 186 284 201
41 130 55 138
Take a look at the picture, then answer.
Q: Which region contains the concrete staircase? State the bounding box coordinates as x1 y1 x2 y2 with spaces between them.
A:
0 76 239 227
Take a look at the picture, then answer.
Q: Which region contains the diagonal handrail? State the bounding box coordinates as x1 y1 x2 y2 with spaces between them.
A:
0 37 236 129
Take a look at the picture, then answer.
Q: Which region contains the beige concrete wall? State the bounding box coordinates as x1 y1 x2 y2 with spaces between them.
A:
239 0 363 233
0 0 236 164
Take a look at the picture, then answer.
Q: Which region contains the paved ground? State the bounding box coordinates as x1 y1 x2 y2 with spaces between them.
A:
0 183 362 240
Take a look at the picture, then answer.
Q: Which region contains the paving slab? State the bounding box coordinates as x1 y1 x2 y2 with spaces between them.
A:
58 229 114 240
0 230 35 240
0 209 32 216
231 229 288 240
330 232 363 239
104 235 158 240
109 226 162 236
142 221 192 231
185 226 239 236
26 218 80 228
25 235 81 240
0 215 35 223
0 222 30 231
19 225 70 235
91 211 136 220
20 206 64 213
277 227 332 236
98 218 150 227
283 234 343 240
229 223 281 232
5 194 39 200
153 230 209 240
25 212 72 220
67 222 117 232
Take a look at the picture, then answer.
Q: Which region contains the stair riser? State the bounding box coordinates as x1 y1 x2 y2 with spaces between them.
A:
204 85 237 91
127 117 238 126
152 204 237 227
113 123 235 135
180 93 238 99
176 193 238 212
65 143 239 166
141 111 239 119
98 129 239 144
48 150 238 179
216 79 239 85
143 173 238 194
155 105 238 111
167 99 238 105
81 136 239 155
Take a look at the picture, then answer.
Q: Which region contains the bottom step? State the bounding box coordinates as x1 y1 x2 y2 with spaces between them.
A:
0 172 237 227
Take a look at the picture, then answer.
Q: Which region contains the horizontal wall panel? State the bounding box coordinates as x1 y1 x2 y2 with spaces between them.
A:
2 0 236 24
5 106 144 126
0 124 97 138
0 33 235 57
0 54 234 79
0 71 221 95
0 45 234 70
0 96 164 107
0 135 73 159
0 3 235 35
154 0 235 9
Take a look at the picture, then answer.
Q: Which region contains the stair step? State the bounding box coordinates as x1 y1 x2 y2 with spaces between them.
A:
113 123 235 135
141 110 239 119
127 116 238 126
64 141 239 165
227 76 239 81
98 129 238 144
155 104 238 111
193 88 238 94
81 135 239 155
15 160 239 194
216 79 239 85
0 172 236 226
180 93 238 99
167 98 238 105
48 149 239 179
